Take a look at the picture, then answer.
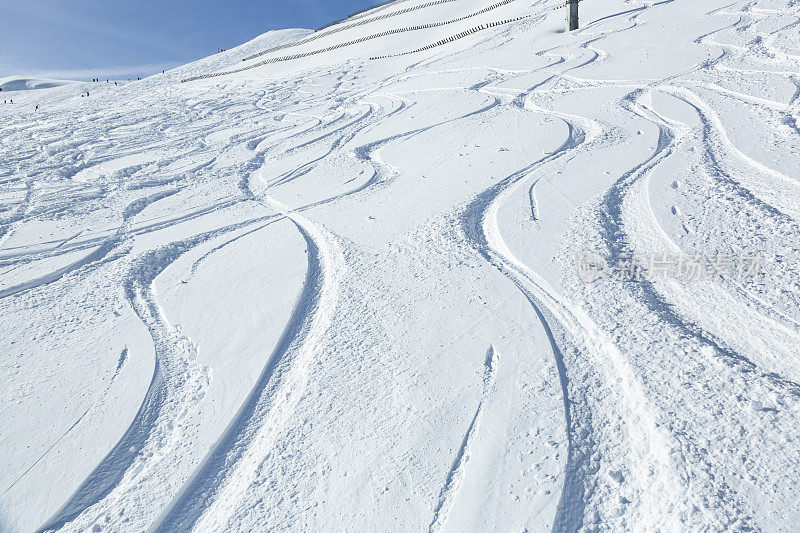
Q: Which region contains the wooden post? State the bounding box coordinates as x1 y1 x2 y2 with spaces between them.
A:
567 0 579 31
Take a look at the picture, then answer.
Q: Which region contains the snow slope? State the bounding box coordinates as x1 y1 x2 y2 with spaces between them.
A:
1 0 799 531
0 77 79 93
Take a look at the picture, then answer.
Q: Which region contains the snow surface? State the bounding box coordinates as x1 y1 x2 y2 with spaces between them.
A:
0 77 79 93
1 0 800 531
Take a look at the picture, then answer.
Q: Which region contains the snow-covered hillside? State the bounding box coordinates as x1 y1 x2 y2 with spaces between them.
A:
1 0 799 531
0 77 79 93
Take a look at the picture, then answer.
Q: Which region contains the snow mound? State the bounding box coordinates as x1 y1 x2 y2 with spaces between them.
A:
0 76 78 92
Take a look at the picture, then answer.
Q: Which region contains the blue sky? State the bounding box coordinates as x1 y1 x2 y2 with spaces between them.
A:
0 0 383 80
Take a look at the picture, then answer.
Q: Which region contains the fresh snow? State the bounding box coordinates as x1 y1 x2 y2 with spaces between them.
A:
1 0 799 531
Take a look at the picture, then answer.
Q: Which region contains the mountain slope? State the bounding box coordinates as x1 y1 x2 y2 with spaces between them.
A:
1 0 799 531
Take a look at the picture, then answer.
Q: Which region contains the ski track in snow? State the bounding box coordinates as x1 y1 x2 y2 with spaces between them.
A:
3 0 800 530
428 345 498 533
152 196 344 532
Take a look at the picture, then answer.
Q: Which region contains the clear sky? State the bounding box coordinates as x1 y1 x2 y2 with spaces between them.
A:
0 0 383 80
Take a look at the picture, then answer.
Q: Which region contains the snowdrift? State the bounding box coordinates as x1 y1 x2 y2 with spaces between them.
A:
0 77 78 92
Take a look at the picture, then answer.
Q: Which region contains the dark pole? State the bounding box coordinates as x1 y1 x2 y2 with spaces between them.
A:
568 0 579 31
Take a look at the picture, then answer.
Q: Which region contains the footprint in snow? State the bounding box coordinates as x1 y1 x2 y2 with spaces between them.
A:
608 469 625 484
750 400 778 413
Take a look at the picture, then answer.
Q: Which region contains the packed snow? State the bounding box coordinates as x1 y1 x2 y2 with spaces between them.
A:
1 0 799 531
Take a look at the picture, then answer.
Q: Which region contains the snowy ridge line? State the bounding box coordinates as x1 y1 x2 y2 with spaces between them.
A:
318 0 414 30
182 0 522 82
344 0 412 22
245 0 460 61
370 14 530 59
369 0 574 59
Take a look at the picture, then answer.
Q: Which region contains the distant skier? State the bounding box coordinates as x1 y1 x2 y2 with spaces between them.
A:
35 105 38 111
